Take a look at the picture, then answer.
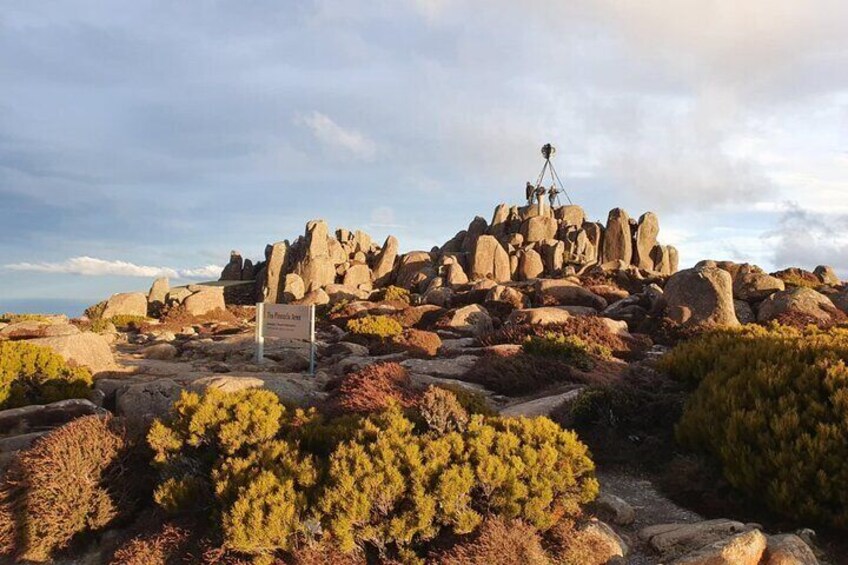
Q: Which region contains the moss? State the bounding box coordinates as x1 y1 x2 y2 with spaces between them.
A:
662 323 848 528
0 341 93 409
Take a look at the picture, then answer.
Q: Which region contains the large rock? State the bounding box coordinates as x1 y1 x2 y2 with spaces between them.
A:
556 204 586 227
442 305 493 337
757 287 839 323
814 265 840 286
219 251 244 281
372 235 399 286
516 249 544 280
640 519 751 559
535 279 607 310
262 241 289 303
100 292 148 319
0 399 105 435
733 267 786 302
148 277 170 309
663 265 739 327
282 273 306 302
489 203 510 238
762 534 818 565
520 215 558 243
396 251 435 290
0 320 79 340
183 288 226 316
486 284 529 309
602 208 632 264
507 306 572 326
634 212 660 270
460 216 488 252
469 235 511 282
343 262 372 289
294 220 336 292
671 529 766 565
116 378 182 431
28 332 116 374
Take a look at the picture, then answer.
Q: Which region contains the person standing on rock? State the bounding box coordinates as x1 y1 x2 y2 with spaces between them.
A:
535 184 547 203
548 185 560 207
526 181 535 204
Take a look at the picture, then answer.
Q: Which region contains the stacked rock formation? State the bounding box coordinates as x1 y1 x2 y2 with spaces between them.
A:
221 203 677 304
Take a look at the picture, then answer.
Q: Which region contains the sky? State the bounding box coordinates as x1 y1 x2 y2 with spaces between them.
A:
1 0 848 313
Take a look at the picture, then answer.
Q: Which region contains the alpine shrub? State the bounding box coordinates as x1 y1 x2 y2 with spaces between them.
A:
0 415 133 562
109 315 149 331
462 353 576 396
346 315 403 339
662 324 848 528
435 517 549 564
0 341 93 409
419 386 469 435
522 333 610 370
383 286 411 305
322 362 419 416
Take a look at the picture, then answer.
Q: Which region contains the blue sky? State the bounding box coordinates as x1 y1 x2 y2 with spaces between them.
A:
2 0 848 312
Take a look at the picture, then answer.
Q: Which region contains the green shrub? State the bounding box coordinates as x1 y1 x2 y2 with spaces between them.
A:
0 415 133 562
419 386 469 435
522 333 611 370
480 316 634 359
319 404 598 554
383 286 411 304
109 315 149 331
662 324 848 528
346 315 403 339
434 385 496 417
462 353 576 396
0 341 93 409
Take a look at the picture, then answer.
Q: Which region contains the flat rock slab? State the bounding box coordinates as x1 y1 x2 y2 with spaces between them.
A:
401 355 478 379
499 387 585 417
27 332 116 374
0 398 105 434
408 373 492 395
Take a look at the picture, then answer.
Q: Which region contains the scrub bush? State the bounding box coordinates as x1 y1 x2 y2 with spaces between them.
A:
480 316 632 358
322 362 419 416
109 314 149 331
418 386 469 435
0 415 133 562
0 341 92 409
662 323 848 528
462 353 575 396
346 315 403 339
522 333 610 370
435 517 549 564
383 286 411 305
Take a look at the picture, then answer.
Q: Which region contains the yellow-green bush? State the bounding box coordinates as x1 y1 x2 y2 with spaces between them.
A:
109 315 148 331
0 341 92 409
383 286 411 304
522 333 611 371
0 313 49 324
346 315 403 339
148 389 598 561
661 324 848 528
319 404 598 554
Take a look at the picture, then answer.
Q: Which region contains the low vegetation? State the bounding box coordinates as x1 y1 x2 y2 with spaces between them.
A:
660 323 848 528
463 353 576 396
0 313 50 324
382 285 411 304
0 415 135 562
346 315 403 339
0 341 92 409
522 332 610 371
144 387 597 562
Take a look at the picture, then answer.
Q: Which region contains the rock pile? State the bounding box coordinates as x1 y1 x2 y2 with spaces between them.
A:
222 203 678 304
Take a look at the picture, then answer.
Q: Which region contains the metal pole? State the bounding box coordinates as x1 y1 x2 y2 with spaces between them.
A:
255 302 265 363
308 305 316 375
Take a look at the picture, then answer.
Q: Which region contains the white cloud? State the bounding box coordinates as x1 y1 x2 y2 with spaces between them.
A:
3 257 222 280
297 111 377 160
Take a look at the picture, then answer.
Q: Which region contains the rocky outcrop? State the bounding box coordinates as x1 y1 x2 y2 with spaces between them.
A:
220 251 244 281
148 277 169 312
634 212 659 270
602 208 632 264
469 235 511 282
98 292 148 319
757 287 839 323
292 220 336 292
663 265 739 327
396 251 435 291
261 241 289 303
183 287 226 316
372 235 398 286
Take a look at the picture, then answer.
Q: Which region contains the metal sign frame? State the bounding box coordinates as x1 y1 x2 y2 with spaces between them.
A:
255 303 316 375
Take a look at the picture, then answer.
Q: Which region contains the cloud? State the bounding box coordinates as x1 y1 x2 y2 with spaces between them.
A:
765 203 848 275
3 257 222 280
297 111 377 160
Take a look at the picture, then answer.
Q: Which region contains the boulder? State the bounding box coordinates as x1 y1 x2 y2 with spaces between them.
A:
520 215 558 243
733 268 785 302
640 519 751 559
442 305 493 337
28 332 116 374
100 292 148 319
282 273 306 302
486 285 529 309
183 288 226 316
762 534 818 565
539 239 565 274
535 279 607 310
489 203 510 238
814 265 840 286
188 375 265 395
507 306 572 326
396 251 435 290
578 520 628 561
424 287 453 308
602 208 632 264
634 212 660 270
669 246 680 273
324 284 369 305
293 220 336 292
757 287 839 323
372 235 399 287
148 277 170 309
0 399 105 435
592 492 636 526
460 216 488 253
671 529 766 565
0 320 79 340
293 289 330 306
343 262 372 289
262 241 289 303
141 343 178 360
116 378 182 432
663 266 739 327
651 244 672 275
556 204 586 227
219 251 244 280
516 249 544 280
469 235 511 282
734 300 756 324
444 262 469 286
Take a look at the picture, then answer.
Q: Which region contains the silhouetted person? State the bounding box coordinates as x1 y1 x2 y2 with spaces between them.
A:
525 181 534 204
535 185 547 203
548 186 560 207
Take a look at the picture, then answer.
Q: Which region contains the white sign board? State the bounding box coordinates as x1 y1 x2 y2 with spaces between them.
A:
262 304 314 341
255 303 316 373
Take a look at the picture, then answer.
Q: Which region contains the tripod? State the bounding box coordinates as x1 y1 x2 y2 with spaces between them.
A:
532 143 572 207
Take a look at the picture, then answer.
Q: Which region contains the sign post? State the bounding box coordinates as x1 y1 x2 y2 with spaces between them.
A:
255 303 316 375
